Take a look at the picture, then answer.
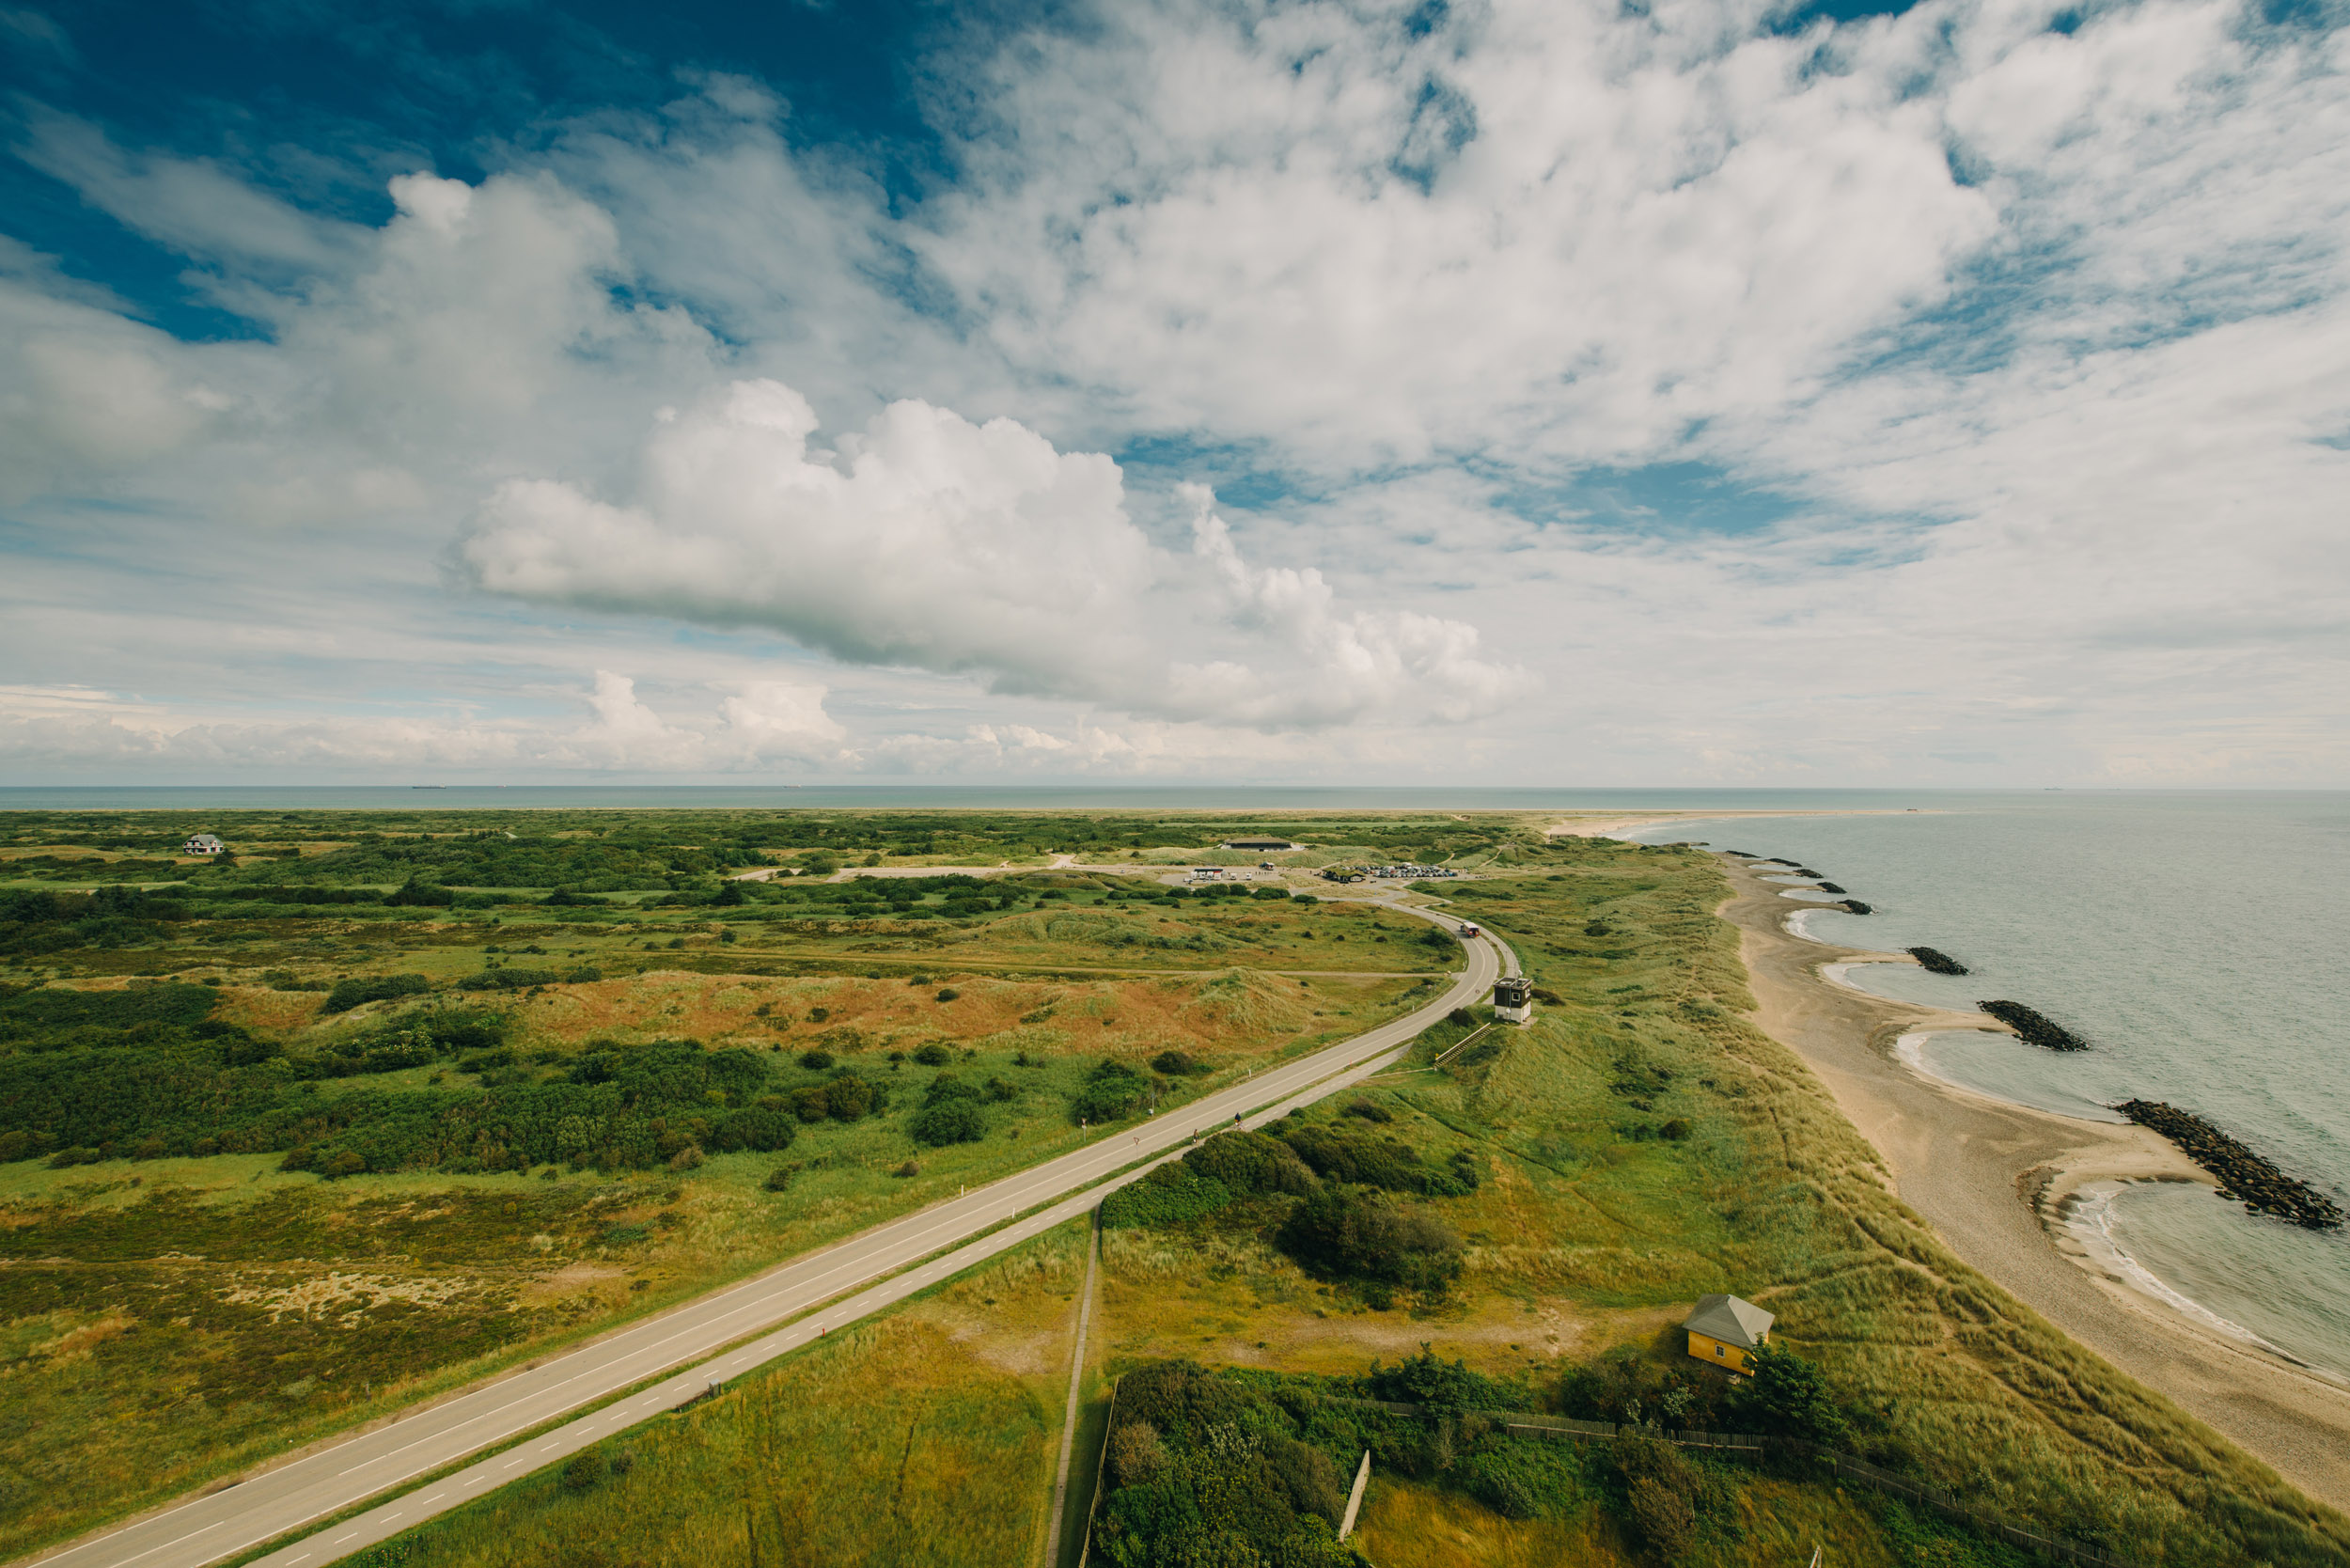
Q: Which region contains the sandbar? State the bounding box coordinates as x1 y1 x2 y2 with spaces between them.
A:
1716 854 2350 1513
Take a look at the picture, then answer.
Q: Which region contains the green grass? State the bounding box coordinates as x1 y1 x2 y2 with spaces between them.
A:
0 918 1443 1555
339 1221 1092 1568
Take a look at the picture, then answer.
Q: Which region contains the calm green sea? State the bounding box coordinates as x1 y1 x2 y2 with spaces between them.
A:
1632 792 2350 1380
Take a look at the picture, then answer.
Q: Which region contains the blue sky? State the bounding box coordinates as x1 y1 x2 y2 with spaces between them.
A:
1 0 2344 784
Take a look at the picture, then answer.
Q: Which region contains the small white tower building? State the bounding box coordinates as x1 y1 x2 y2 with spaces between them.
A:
1493 976 1532 1025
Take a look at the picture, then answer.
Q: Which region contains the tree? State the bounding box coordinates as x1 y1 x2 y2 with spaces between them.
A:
1728 1345 1847 1444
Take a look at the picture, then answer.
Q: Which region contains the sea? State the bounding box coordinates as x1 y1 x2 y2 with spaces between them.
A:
8 784 2344 1375
1621 792 2350 1383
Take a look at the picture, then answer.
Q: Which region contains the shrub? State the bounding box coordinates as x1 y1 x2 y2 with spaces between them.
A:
667 1144 704 1171
1183 1128 1317 1195
910 1098 983 1145
1625 1475 1694 1560
1106 1419 1170 1488
321 973 431 1014
559 1452 604 1492
1102 1162 1233 1229
892 1159 919 1178
911 1043 952 1067
762 1163 797 1192
798 1049 834 1071
1150 1049 1206 1075
821 1073 877 1121
1072 1059 1149 1123
384 880 454 907
1364 1348 1515 1411
1727 1345 1848 1444
1277 1185 1462 1294
934 987 960 1002
1340 1098 1392 1123
1447 1007 1475 1027
1278 1122 1476 1196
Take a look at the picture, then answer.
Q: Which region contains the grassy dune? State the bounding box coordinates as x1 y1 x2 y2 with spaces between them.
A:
1085 843 2350 1566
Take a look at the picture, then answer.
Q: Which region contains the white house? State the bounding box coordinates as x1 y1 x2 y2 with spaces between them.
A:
182 833 225 855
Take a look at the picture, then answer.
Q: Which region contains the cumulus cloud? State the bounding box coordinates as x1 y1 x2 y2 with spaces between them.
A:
0 0 2344 783
459 382 1525 728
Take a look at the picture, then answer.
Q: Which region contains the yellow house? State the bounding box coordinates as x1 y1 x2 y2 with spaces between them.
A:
1684 1294 1775 1374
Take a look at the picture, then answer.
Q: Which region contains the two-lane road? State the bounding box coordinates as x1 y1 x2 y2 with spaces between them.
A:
27 908 1512 1568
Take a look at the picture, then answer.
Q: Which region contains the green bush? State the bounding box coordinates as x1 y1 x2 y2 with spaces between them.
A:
1278 1122 1478 1197
911 1042 952 1066
1727 1345 1848 1444
1277 1185 1462 1294
1072 1058 1149 1123
321 974 431 1014
1102 1162 1234 1229
909 1098 983 1145
1183 1129 1317 1196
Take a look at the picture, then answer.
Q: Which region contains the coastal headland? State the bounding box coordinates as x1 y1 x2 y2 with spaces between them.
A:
1715 853 2350 1513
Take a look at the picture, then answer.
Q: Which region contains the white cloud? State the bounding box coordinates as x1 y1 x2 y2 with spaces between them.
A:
459 381 1525 728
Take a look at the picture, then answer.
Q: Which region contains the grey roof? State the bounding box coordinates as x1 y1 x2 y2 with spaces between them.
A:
1683 1294 1775 1349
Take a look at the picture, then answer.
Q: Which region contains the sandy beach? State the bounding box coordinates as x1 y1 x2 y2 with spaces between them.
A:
1716 853 2350 1515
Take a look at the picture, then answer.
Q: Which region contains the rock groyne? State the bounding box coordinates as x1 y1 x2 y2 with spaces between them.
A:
1817 882 1848 894
2116 1101 2343 1231
1838 900 1872 915
1907 947 1969 976
1979 1000 2086 1051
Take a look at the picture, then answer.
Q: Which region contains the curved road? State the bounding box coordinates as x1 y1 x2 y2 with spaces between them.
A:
26 906 1515 1568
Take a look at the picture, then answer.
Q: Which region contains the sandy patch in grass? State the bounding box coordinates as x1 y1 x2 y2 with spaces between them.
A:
221 1272 478 1323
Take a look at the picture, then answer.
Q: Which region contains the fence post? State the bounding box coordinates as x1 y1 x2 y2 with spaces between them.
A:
1338 1450 1371 1541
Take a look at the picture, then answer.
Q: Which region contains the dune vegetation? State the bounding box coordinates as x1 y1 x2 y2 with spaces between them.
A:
6 812 2343 1566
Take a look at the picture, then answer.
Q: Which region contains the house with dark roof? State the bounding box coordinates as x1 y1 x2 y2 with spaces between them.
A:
1683 1293 1774 1374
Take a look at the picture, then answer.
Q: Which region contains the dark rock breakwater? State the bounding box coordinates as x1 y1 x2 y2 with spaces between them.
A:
2117 1101 2344 1231
1817 882 1848 894
1980 1000 2086 1051
1838 900 1872 915
1907 947 1969 976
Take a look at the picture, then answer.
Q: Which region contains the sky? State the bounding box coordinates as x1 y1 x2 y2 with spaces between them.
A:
0 0 2344 787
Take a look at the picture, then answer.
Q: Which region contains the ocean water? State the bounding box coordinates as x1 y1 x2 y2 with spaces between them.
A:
1632 792 2350 1380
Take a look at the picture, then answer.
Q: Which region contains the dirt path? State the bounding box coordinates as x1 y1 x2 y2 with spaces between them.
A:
1718 855 2350 1514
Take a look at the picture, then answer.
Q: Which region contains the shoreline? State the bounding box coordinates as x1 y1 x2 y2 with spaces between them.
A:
1715 854 2350 1514
1542 808 1930 839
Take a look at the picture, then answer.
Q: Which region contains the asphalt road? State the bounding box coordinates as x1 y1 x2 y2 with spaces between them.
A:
28 906 1514 1568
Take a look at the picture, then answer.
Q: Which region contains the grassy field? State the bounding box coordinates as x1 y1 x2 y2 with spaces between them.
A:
321 1218 1093 1568
0 808 1524 1558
